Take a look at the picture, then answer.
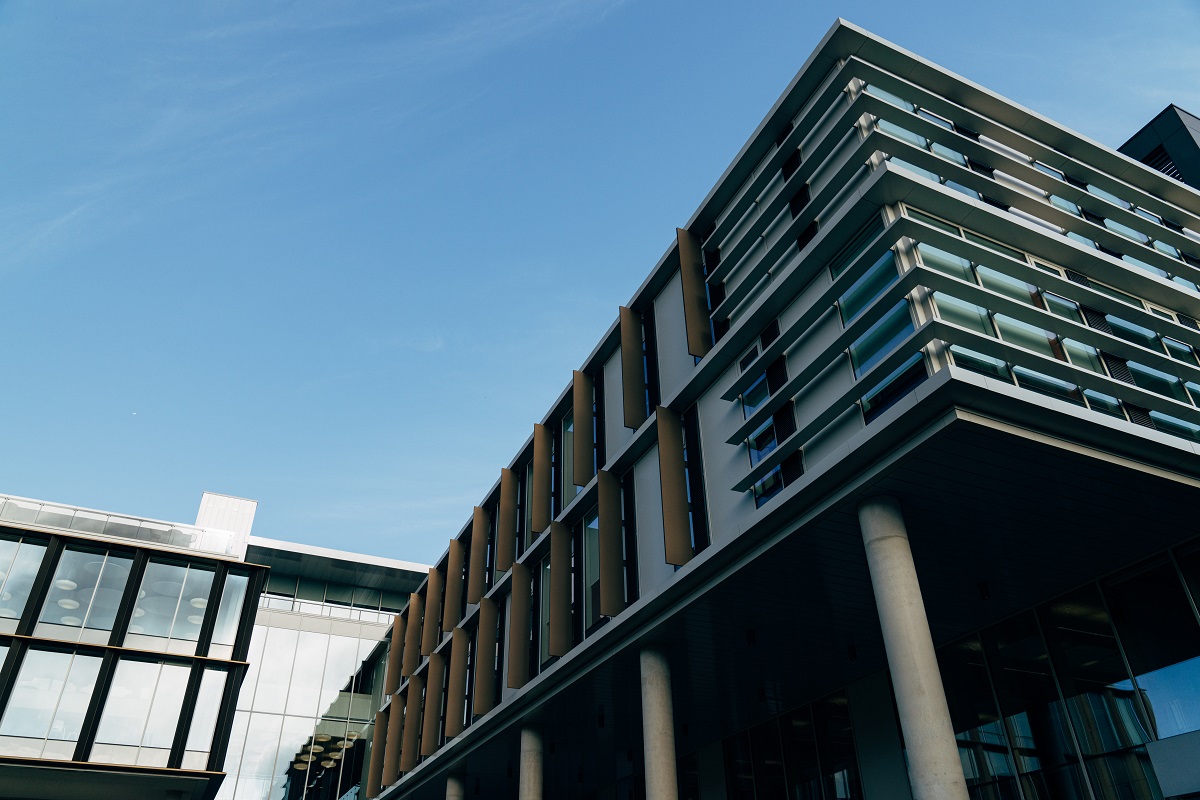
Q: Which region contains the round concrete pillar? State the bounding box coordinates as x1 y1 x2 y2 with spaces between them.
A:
640 647 679 800
519 726 543 800
858 495 968 800
445 775 465 800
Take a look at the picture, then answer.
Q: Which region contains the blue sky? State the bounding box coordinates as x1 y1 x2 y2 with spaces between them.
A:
2 0 1199 565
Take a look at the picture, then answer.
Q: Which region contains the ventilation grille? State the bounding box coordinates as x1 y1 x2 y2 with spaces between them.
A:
1126 403 1156 429
1179 315 1200 331
1102 352 1134 384
1142 145 1184 181
1065 269 1092 287
1082 306 1113 334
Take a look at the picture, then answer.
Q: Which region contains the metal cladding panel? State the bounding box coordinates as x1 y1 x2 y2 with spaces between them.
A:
384 614 404 695
467 507 490 604
420 652 446 756
620 306 648 429
532 424 552 535
444 628 468 738
399 676 424 773
573 370 596 485
548 522 572 657
507 562 532 689
401 593 423 677
677 227 714 358
421 568 444 655
366 709 386 799
596 470 626 617
473 597 499 715
496 468 518 571
381 697 403 787
656 405 694 566
442 539 465 631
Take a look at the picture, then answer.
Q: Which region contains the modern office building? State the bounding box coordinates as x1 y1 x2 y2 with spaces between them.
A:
0 488 429 800
359 19 1200 800
0 491 267 800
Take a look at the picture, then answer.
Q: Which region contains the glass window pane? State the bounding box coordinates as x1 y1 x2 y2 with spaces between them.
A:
934 294 992 336
583 512 600 630
1103 560 1200 739
977 266 1040 307
1163 337 1199 366
131 562 190 639
949 346 1011 380
285 631 330 718
917 243 973 281
752 467 784 508
877 118 929 149
0 540 48 629
0 650 73 739
812 691 863 799
212 573 249 648
96 660 161 747
747 420 778 467
142 664 190 749
741 374 771 420
938 636 1019 794
185 669 227 757
781 705 822 800
1012 367 1085 406
253 627 300 713
907 208 961 236
1107 316 1160 350
994 315 1060 361
1129 362 1191 404
1083 390 1126 419
1044 293 1083 323
38 549 133 642
848 301 914 378
1063 340 1106 375
864 84 915 111
839 251 898 324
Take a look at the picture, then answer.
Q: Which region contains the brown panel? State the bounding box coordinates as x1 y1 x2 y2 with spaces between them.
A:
366 710 386 798
620 306 648 429
572 370 595 484
531 424 552 534
444 628 468 738
473 597 499 715
596 470 626 617
442 539 465 631
467 506 490 604
507 561 532 689
496 468 518 572
421 568 444 656
548 522 572 657
420 652 446 756
657 405 694 566
381 694 403 787
401 593 423 677
399 676 424 773
384 613 404 695
677 227 714 358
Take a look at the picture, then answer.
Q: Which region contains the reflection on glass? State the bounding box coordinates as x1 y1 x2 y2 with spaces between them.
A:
981 613 1089 799
93 660 191 766
36 548 133 644
539 558 552 665
938 636 1019 798
0 537 48 633
0 649 101 759
209 572 249 659
253 627 300 714
781 704 822 800
1103 560 1200 740
126 561 214 654
812 691 863 800
582 512 601 630
183 670 228 769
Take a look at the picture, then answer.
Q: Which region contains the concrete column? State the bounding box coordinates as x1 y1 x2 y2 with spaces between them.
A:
857 496 968 800
519 726 543 800
640 647 679 800
446 774 466 800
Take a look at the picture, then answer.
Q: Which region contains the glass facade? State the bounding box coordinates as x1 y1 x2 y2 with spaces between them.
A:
217 574 394 800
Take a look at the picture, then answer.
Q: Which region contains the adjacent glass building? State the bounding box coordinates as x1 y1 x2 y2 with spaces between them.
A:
0 493 266 800
352 20 1200 800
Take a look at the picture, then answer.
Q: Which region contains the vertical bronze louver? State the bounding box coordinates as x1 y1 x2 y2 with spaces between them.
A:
596 470 626 617
421 568 444 656
496 468 518 571
473 597 499 715
620 306 648 429
444 628 468 738
385 613 404 695
548 522 572 657
399 677 424 773
507 561 532 689
467 507 490 604
677 228 713 358
366 709 387 798
420 652 446 756
382 695 404 786
442 539 465 631
573 370 596 484
531 424 552 534
657 405 694 566
401 594 423 677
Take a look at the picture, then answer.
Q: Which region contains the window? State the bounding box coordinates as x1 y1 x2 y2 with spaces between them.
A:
36 547 134 644
209 572 250 659
93 660 192 766
182 669 228 769
0 536 48 633
838 250 899 324
848 301 914 379
0 649 102 759
580 511 601 632
125 561 215 654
